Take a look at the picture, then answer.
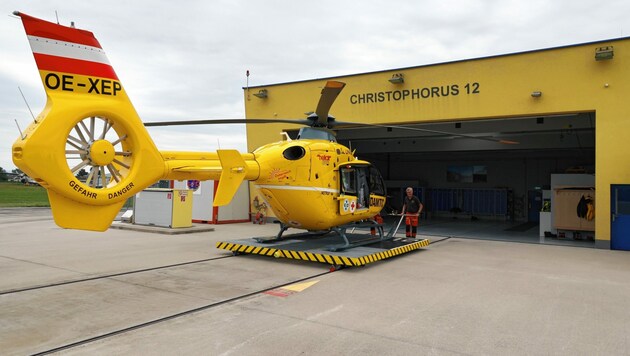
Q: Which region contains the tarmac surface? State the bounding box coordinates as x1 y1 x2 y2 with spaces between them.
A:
1 207 630 355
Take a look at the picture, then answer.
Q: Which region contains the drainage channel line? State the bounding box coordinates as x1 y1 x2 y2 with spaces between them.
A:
0 255 233 296
31 270 333 356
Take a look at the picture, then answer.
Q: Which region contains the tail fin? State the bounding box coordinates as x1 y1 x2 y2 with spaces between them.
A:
11 13 259 231
12 12 165 231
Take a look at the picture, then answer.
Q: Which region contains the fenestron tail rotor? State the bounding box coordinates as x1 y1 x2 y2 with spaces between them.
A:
65 116 133 188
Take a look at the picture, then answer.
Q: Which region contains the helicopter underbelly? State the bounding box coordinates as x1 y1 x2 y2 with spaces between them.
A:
256 184 381 230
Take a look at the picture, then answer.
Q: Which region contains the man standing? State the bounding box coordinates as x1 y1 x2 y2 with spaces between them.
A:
402 187 423 238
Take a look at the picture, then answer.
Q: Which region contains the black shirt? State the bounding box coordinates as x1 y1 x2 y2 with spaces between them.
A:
404 195 422 214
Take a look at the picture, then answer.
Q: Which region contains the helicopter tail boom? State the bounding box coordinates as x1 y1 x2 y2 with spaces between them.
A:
161 150 260 206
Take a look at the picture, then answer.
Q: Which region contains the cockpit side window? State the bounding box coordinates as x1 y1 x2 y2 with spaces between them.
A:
369 166 386 196
356 167 368 208
340 167 356 194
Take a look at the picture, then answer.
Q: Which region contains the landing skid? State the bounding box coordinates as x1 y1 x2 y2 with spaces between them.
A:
252 222 329 243
253 220 388 252
327 220 386 252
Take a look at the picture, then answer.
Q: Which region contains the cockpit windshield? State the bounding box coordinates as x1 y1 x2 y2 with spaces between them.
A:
296 127 337 142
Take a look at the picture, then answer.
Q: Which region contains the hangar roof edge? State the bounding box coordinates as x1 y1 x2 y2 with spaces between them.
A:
243 36 630 90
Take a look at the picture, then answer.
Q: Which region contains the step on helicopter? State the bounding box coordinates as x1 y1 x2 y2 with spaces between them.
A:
11 12 516 251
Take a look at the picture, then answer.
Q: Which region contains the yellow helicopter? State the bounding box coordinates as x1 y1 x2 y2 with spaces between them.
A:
11 12 390 246
11 12 515 247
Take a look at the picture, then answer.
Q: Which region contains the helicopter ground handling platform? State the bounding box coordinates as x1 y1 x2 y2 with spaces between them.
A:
216 234 429 269
216 218 430 269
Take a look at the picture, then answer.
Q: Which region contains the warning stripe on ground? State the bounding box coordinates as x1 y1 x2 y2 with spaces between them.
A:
216 239 429 267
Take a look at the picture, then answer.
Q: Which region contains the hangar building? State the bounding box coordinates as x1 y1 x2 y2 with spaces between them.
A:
242 37 630 250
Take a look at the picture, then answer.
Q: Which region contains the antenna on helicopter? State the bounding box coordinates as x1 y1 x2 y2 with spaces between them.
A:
18 86 36 123
14 119 25 140
55 10 59 24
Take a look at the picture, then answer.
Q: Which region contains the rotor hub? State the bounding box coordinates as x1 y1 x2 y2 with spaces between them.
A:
88 139 115 166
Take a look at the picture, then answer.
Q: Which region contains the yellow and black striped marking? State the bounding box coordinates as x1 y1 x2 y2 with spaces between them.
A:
216 238 430 267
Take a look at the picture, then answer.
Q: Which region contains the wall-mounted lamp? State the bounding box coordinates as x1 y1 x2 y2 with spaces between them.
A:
253 89 268 99
531 91 542 98
595 46 614 61
388 73 404 84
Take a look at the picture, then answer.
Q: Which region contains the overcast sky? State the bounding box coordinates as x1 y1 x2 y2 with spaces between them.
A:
1 0 629 172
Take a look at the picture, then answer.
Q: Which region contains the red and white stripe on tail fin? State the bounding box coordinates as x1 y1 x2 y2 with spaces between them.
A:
19 12 117 78
16 11 123 97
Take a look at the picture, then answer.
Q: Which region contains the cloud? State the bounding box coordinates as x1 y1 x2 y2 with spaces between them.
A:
1 0 630 172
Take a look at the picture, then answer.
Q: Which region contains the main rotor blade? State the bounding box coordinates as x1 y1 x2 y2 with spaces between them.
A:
330 121 519 145
314 81 346 127
144 118 311 127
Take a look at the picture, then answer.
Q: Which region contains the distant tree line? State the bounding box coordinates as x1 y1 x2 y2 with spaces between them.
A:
0 167 88 183
0 168 26 182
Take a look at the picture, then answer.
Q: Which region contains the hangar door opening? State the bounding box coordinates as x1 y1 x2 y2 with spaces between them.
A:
335 113 596 247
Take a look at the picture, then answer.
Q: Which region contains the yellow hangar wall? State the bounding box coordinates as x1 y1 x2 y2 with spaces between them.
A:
243 37 630 246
